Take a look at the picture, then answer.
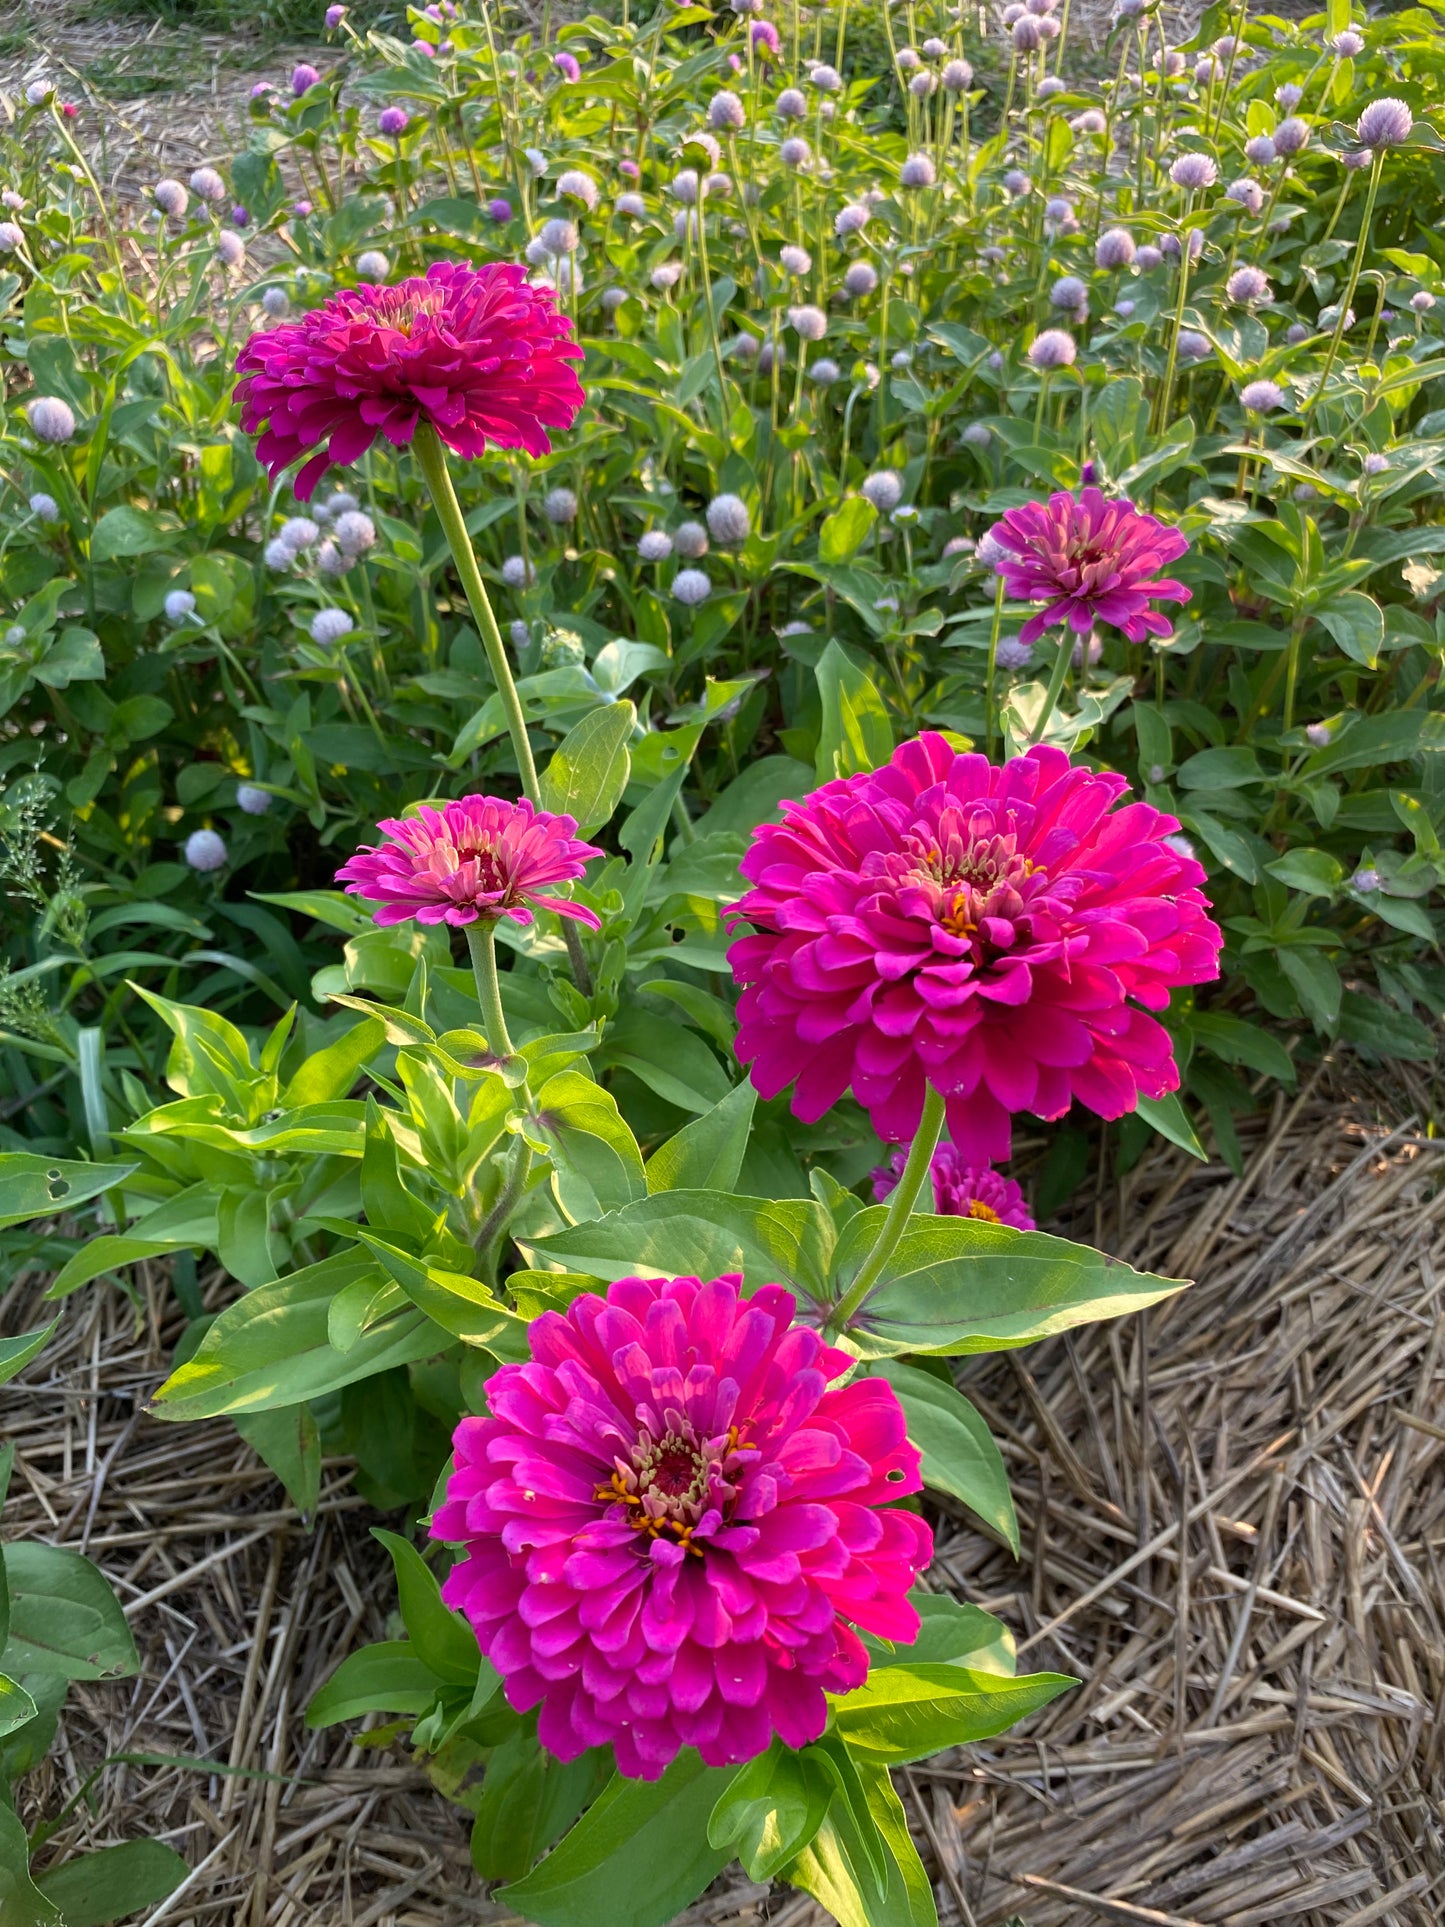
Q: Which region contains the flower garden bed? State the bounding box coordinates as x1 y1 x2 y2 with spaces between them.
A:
3 0 1445 1919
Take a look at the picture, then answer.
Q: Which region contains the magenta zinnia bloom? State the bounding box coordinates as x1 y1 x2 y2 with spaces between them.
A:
435 1274 931 1781
985 487 1190 647
729 736 1222 1164
335 794 602 929
234 260 584 499
872 1143 1035 1230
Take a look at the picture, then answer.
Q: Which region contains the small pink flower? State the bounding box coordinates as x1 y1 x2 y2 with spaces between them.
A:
335 795 602 929
728 736 1222 1163
872 1143 1035 1229
434 1273 931 1780
985 487 1191 647
234 260 584 499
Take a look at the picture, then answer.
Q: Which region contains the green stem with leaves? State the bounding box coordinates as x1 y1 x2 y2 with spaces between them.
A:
825 1085 945 1337
1304 150 1384 436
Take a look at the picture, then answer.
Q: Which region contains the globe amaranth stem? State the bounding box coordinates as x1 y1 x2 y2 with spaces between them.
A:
825 1084 946 1337
413 422 541 805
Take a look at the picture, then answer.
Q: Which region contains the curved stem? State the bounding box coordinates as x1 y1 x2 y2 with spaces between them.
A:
413 421 541 804
1027 630 1074 747
984 572 1006 759
825 1085 945 1337
476 1132 533 1272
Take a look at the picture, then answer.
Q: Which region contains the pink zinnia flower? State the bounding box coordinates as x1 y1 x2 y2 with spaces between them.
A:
729 736 1222 1163
434 1274 931 1781
335 794 602 929
872 1143 1035 1229
234 260 584 500
985 487 1191 647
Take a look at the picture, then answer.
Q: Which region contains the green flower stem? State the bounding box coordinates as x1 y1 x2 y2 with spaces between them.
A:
1027 629 1074 747
984 571 1006 759
465 920 514 1056
824 1083 945 1338
1304 149 1384 436
1153 197 1195 437
413 422 541 805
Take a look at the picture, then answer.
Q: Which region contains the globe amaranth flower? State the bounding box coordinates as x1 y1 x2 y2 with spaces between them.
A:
27 397 76 443
985 487 1190 646
1240 378 1285 413
337 795 602 930
1096 227 1135 269
729 735 1222 1161
434 1273 931 1780
379 106 409 136
1272 116 1309 156
185 829 228 872
872 1143 1035 1229
1027 329 1077 370
235 260 584 500
1356 97 1412 147
1226 265 1271 304
1169 152 1218 189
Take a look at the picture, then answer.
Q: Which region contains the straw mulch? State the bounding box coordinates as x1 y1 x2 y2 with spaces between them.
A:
4 1056 1442 1927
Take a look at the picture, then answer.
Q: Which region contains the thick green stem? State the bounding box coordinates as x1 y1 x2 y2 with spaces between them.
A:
414 424 541 805
1027 630 1074 747
984 572 1006 759
1154 198 1195 437
825 1085 946 1336
465 920 514 1055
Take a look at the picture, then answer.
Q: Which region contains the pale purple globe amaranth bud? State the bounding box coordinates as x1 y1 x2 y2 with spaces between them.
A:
190 165 226 202
706 494 752 545
1136 244 1163 270
1356 97 1413 147
1027 328 1077 368
1226 265 1271 304
1178 330 1212 360
1096 226 1135 268
1272 116 1309 155
899 153 936 187
1244 134 1277 166
843 261 878 298
554 51 581 82
1331 29 1365 56
237 784 273 815
672 568 711 605
638 530 673 563
291 63 320 95
776 86 806 119
1240 378 1285 412
779 243 811 275
27 396 75 442
1170 152 1218 189
185 829 228 872
1050 274 1087 310
708 89 746 131
153 178 189 219
861 471 903 513
379 106 409 136
1226 177 1264 213
943 59 973 93
780 137 810 167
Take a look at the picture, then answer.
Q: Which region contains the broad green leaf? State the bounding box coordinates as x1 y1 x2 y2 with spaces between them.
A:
1303 710 1445 778
1315 590 1384 668
234 1403 321 1516
372 1529 488 1689
279 1016 384 1106
89 505 174 563
838 1211 1184 1356
1264 847 1343 898
707 1743 832 1882
305 1640 442 1728
526 1071 648 1221
151 1251 443 1419
645 1080 756 1194
0 1803 60 1927
1134 1091 1208 1161
865 1593 1015 1678
523 1191 835 1303
470 1729 609 1882
498 1750 739 1927
0 1156 136 1231
0 1674 38 1738
1 1542 138 1680
33 1842 189 1926
796 1735 889 1911
128 984 256 1104
0 1320 59 1387
872 1361 1018 1554
1338 988 1437 1062
539 700 636 832
815 641 894 782
357 1232 531 1358
1278 944 1342 1030
1188 1012 1296 1085
1176 746 1265 791
832 1662 1074 1764
819 495 878 565
599 1013 731 1115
